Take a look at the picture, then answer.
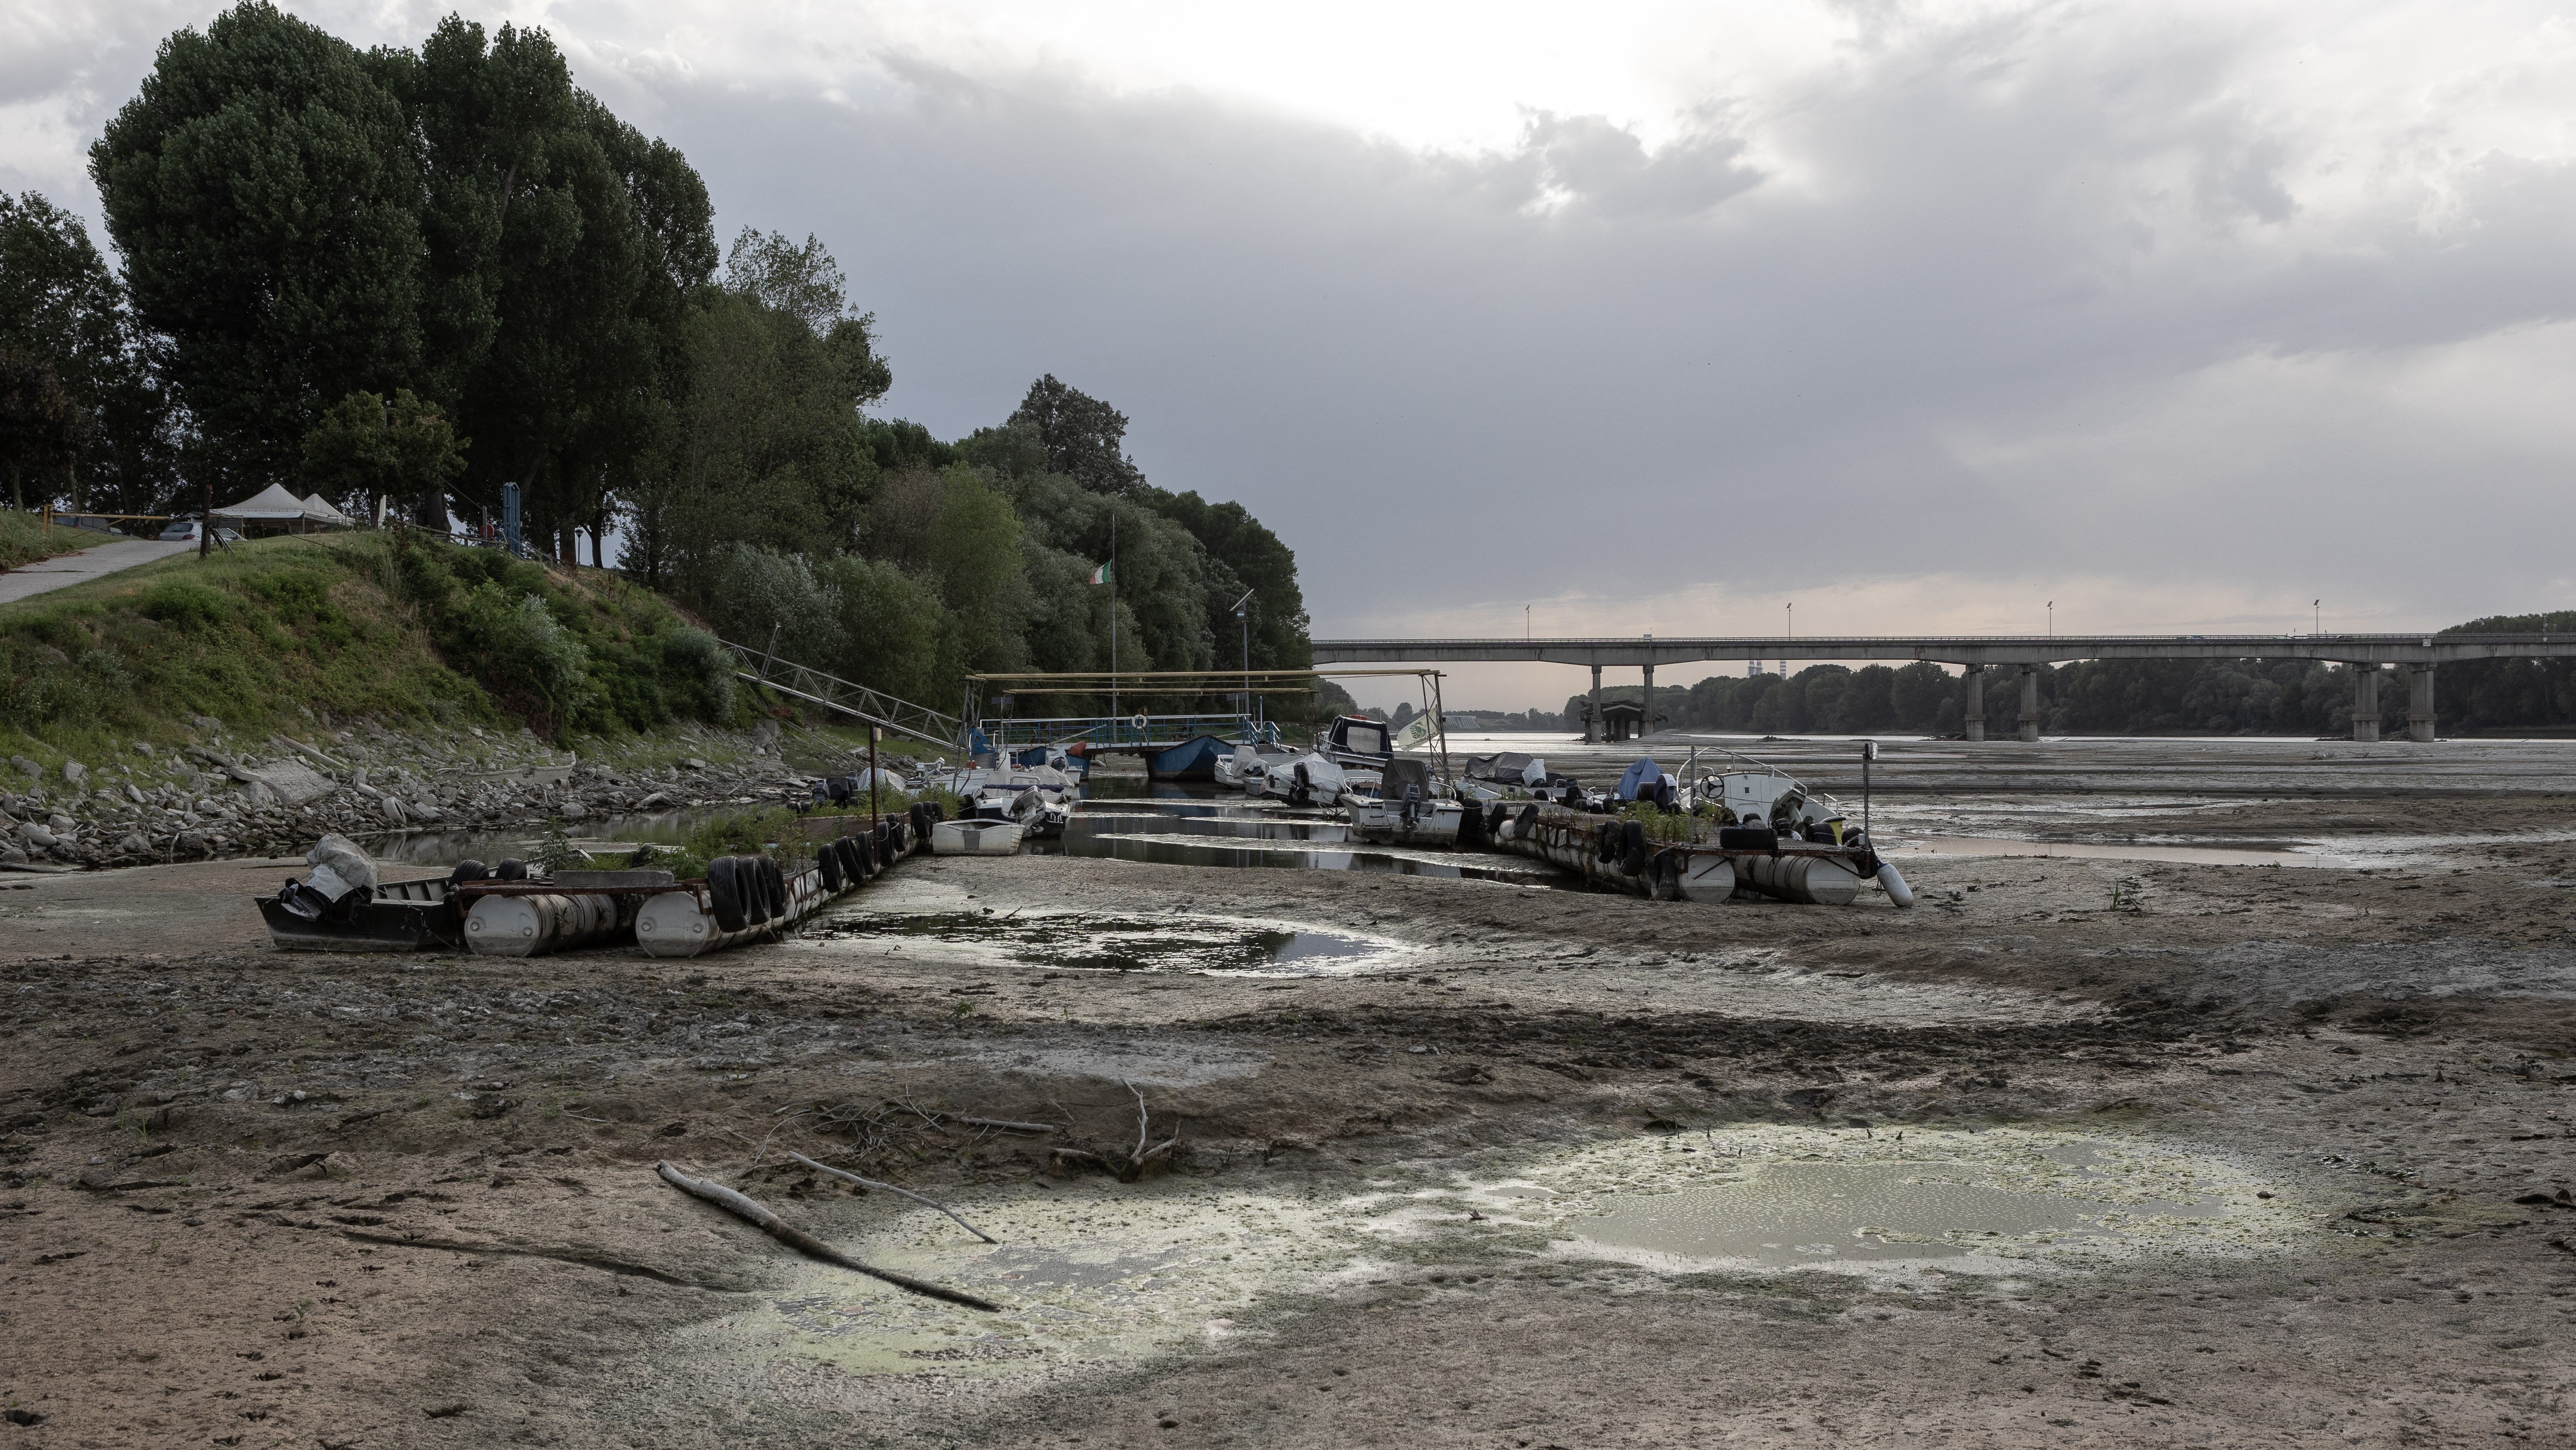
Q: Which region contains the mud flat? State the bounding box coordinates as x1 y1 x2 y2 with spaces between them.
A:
4 741 2574 1447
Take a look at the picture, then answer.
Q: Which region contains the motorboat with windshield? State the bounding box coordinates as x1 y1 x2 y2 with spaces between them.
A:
1345 757 1464 845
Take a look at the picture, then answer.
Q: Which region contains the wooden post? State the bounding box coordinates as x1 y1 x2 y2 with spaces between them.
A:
200 483 211 559
869 725 881 826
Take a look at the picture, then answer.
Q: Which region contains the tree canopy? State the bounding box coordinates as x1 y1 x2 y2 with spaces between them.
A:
29 3 1322 737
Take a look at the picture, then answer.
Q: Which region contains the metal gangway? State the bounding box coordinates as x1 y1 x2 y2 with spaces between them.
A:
721 638 962 750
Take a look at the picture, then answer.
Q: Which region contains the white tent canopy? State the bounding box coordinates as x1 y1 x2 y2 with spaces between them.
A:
213 483 352 526
301 493 356 525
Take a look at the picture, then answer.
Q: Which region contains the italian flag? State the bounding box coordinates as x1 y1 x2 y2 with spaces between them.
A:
1086 561 1111 585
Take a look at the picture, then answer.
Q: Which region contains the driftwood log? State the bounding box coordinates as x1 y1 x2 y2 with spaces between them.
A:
654 1161 999 1312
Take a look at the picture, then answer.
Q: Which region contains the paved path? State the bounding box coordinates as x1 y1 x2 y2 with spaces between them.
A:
0 537 193 606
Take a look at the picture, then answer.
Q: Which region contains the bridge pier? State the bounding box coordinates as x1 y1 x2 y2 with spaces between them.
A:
1642 662 1655 737
1964 665 1987 741
2409 664 2437 742
1586 663 1602 743
2018 666 2040 742
2351 664 2381 742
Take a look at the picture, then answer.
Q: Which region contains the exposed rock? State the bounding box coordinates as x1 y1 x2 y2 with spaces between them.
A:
62 759 85 784
22 823 56 849
241 759 336 807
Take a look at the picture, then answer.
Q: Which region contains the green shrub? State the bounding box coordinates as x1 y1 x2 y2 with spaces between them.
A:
138 578 233 630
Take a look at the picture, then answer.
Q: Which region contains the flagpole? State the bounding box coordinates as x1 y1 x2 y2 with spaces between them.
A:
1109 512 1118 740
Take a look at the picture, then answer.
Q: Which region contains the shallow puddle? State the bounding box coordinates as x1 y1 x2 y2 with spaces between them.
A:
1067 832 1558 884
819 910 1397 976
1495 1126 2294 1274
1888 835 2351 868
1565 1152 2219 1267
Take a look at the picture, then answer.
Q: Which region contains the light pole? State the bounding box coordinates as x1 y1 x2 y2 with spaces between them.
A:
1232 588 1254 727
1785 602 1792 640
2313 599 2321 635
2047 600 2054 638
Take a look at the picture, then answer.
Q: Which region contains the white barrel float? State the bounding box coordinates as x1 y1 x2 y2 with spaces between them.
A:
463 892 624 957
635 891 772 958
1670 854 1737 903
635 863 837 959
1740 854 1864 905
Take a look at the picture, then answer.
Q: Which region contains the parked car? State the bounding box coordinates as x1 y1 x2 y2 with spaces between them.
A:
158 518 242 543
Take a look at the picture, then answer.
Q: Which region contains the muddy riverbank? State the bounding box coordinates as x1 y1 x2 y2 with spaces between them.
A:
4 755 2573 1447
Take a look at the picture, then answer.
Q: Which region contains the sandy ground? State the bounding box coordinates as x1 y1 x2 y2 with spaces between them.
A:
4 745 2574 1448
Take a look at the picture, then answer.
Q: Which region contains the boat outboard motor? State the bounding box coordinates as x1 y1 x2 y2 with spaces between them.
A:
280 833 378 922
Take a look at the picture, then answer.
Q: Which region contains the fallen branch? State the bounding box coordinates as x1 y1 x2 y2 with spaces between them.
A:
950 1115 1055 1135
746 1109 813 1169
785 1151 999 1243
655 1161 999 1312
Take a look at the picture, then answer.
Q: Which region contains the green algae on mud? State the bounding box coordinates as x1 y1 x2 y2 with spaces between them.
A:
671 1176 1388 1382
670 1126 2318 1392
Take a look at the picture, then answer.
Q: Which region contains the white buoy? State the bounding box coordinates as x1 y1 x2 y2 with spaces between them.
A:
1875 861 1916 908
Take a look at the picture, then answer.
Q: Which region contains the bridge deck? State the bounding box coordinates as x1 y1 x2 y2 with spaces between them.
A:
1310 634 2576 667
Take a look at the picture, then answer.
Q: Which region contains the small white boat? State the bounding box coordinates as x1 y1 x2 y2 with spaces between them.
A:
1260 751 1350 807
1216 741 1293 791
1346 759 1464 845
930 819 1026 855
965 765 1078 839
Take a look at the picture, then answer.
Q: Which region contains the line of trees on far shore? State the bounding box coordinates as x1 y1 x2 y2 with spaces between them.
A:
1515 612 2576 739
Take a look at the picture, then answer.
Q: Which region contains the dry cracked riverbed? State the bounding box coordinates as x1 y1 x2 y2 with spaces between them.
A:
4 786 2575 1448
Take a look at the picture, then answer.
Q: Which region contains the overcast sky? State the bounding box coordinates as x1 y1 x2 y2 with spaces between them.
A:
9 1 2575 709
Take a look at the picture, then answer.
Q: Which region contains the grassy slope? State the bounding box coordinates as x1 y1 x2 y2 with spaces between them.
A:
0 531 732 772
0 510 106 572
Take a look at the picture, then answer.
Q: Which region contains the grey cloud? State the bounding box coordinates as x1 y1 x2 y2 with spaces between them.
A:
631 21 2576 633
14 4 2576 637
1515 111 1762 218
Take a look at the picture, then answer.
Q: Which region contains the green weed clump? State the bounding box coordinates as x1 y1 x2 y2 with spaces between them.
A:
0 511 92 572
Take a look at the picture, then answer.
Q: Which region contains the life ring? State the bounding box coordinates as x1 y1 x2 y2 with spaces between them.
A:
1131 712 1148 731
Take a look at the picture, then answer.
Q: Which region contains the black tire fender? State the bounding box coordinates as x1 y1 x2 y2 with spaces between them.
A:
758 856 785 920
1621 820 1648 875
706 856 747 932
495 857 528 881
450 859 487 885
817 841 845 892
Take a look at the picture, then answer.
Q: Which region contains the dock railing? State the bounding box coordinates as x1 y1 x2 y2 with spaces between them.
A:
984 715 1281 752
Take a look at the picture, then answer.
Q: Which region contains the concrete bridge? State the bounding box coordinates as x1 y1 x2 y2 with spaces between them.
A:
1306 634 2576 743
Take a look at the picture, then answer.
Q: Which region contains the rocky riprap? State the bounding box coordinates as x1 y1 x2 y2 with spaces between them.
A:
2 717 915 869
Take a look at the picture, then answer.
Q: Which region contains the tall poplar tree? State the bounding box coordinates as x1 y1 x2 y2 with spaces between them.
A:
90 1 422 492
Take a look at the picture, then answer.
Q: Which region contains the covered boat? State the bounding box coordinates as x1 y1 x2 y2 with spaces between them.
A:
1146 733 1233 782
1216 741 1293 791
